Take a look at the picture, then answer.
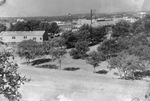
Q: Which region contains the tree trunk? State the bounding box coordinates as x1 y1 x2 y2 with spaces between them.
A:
59 59 61 70
131 70 135 80
123 71 127 80
145 82 150 101
59 58 61 69
93 66 96 73
27 59 30 66
117 67 123 78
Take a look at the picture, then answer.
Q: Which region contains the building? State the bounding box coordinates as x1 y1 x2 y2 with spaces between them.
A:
139 12 147 18
0 31 48 43
76 19 92 25
52 21 66 26
16 19 25 22
122 17 137 23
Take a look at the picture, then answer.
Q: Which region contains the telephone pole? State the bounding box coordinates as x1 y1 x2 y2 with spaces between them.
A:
90 9 96 26
90 9 93 26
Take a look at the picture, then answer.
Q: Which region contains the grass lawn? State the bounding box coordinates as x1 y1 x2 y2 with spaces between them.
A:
0 45 149 101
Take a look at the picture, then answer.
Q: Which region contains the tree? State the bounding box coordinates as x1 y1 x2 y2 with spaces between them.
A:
10 20 48 31
42 37 67 69
108 52 146 79
18 40 40 65
50 37 66 48
42 41 52 55
128 45 150 61
129 19 143 34
0 48 27 101
46 22 60 38
69 41 90 59
0 23 6 32
10 22 29 31
61 31 78 48
79 24 92 32
86 51 103 73
112 20 131 38
97 36 131 59
77 30 91 42
38 22 50 31
130 15 150 34
78 24 108 45
50 48 67 69
90 25 108 45
25 20 41 31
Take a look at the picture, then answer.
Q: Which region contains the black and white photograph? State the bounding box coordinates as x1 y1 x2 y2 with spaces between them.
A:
0 0 150 101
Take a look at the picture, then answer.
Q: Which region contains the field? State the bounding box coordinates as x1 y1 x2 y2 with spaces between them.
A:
0 45 149 101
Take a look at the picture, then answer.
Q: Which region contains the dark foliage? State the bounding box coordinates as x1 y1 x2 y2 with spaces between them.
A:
61 31 78 48
31 58 52 66
63 67 80 71
10 20 60 37
61 24 108 48
36 64 58 69
69 41 89 59
0 23 6 32
96 70 108 74
134 70 150 78
90 25 109 45
112 20 131 38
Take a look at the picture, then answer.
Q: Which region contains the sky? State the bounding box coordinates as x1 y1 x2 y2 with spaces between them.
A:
0 0 147 17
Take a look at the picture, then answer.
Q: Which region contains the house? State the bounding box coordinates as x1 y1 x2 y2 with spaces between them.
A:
59 25 73 31
0 31 48 43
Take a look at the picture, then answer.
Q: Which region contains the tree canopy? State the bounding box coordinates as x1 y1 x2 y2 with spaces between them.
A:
0 48 28 101
69 41 90 59
86 51 104 73
0 23 6 32
18 40 41 65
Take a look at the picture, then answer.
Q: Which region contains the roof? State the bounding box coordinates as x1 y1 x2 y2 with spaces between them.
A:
0 31 45 36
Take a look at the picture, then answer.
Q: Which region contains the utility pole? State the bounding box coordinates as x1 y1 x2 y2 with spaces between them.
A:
90 9 96 26
90 9 93 26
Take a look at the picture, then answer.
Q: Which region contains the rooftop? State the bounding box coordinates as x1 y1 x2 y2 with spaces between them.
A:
0 31 45 36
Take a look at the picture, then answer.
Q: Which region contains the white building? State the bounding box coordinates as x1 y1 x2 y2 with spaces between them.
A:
76 19 92 25
122 17 137 23
16 19 25 22
0 31 47 43
53 21 66 26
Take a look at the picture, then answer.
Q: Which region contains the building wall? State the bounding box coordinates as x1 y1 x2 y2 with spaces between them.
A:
43 31 49 41
0 36 43 43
